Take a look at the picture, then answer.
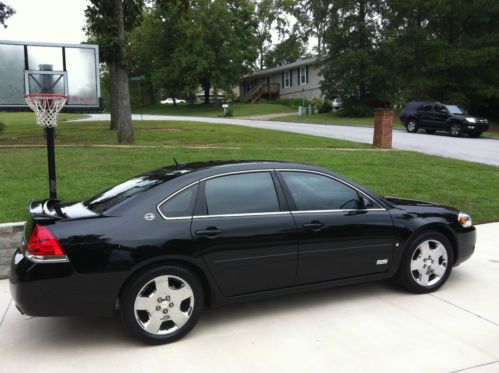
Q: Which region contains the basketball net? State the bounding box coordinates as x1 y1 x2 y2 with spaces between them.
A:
25 94 68 128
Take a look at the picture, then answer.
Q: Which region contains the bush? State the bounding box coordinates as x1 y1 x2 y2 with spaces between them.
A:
223 105 234 117
270 98 311 108
0 122 5 133
337 98 374 117
318 101 333 114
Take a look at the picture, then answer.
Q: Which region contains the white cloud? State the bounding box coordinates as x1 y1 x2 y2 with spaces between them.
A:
0 0 89 44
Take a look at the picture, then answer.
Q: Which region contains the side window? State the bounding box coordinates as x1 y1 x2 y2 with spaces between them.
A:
281 172 362 211
204 172 280 215
159 184 198 218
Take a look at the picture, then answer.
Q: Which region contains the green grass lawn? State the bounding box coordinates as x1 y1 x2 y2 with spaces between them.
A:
132 102 295 117
1 112 498 224
277 112 405 128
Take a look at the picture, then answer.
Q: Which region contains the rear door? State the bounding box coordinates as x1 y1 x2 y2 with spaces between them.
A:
192 171 298 297
278 170 395 284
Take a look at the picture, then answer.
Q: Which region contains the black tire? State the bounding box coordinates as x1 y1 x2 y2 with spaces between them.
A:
406 118 419 133
449 122 462 137
395 231 454 294
469 132 482 138
121 265 204 344
424 129 436 134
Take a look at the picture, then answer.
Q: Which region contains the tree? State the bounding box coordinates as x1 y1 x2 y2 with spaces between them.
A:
264 34 306 68
85 0 144 144
0 2 15 28
321 0 386 107
254 0 287 69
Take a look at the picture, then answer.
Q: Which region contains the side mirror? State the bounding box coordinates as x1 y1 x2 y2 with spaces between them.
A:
360 196 374 209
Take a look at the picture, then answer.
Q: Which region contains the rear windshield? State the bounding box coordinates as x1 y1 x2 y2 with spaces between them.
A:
84 169 189 213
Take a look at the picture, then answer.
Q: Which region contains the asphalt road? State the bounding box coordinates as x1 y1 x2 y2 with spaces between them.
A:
1 223 498 373
74 114 499 167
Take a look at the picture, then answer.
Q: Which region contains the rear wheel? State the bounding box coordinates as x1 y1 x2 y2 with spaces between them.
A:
449 122 462 137
406 118 419 133
121 265 204 344
424 129 436 134
396 231 454 293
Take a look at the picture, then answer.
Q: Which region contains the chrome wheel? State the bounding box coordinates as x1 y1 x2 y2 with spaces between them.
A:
134 275 194 335
410 240 448 287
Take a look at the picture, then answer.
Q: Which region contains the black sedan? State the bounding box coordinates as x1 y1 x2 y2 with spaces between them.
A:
10 161 476 344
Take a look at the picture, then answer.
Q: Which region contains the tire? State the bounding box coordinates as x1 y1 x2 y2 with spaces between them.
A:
396 231 454 294
469 132 482 138
406 118 419 133
449 122 462 137
120 265 204 344
424 129 436 134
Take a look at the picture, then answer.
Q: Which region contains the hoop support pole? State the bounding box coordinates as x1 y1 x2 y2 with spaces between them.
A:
46 127 57 200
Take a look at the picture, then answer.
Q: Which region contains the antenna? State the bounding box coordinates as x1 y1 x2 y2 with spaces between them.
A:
173 157 179 168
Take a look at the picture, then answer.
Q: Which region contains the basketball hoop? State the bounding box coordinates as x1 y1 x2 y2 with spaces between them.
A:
25 93 68 128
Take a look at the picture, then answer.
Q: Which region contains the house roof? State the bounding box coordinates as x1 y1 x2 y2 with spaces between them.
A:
244 56 318 79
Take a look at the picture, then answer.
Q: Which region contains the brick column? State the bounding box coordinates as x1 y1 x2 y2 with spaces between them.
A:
373 109 393 149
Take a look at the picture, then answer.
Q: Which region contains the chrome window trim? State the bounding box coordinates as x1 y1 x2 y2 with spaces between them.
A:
193 211 291 219
156 181 200 220
276 168 386 211
156 168 386 221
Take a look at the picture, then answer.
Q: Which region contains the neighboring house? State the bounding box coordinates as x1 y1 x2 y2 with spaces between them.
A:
240 56 321 103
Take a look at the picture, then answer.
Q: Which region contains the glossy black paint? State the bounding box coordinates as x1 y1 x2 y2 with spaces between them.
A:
10 161 476 317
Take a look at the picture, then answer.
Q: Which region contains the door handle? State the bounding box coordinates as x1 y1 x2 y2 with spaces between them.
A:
195 228 222 237
302 222 325 231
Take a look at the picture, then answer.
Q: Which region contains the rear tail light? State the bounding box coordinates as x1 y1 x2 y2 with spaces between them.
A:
25 225 69 263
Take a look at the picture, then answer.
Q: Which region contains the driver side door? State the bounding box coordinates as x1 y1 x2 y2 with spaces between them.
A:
277 170 395 284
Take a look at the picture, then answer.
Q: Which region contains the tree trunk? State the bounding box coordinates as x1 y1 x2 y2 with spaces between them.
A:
111 0 134 144
202 79 211 104
109 65 119 130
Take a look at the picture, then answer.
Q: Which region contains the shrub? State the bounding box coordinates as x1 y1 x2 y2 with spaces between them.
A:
0 122 5 133
318 101 333 114
223 105 234 117
337 98 374 117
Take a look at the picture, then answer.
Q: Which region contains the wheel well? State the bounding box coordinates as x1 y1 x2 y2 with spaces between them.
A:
408 225 458 263
116 259 213 310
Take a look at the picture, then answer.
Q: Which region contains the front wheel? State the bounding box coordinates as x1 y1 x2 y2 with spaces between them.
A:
121 265 204 344
449 123 462 137
396 231 454 293
406 118 419 133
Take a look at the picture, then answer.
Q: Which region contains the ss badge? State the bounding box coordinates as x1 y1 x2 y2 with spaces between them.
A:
376 259 388 265
144 213 156 221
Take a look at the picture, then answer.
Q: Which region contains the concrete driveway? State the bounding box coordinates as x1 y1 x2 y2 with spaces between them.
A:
73 114 499 167
0 223 498 373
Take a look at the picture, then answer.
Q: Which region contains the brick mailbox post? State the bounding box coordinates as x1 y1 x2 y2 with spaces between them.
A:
373 109 393 148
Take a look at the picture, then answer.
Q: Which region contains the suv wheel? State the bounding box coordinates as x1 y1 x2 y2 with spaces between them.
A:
406 119 419 133
121 265 204 344
449 122 462 137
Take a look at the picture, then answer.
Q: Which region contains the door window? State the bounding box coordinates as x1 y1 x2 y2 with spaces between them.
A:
204 172 280 215
281 172 363 211
159 184 198 218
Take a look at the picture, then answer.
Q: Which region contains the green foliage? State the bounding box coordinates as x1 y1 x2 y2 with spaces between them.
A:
0 2 15 28
0 121 5 132
264 34 307 68
223 105 234 117
318 100 333 114
337 99 373 118
270 98 311 108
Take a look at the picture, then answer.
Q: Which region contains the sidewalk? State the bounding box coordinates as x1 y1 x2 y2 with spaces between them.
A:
1 223 498 373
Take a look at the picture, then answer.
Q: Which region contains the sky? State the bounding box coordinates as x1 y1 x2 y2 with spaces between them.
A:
0 0 89 44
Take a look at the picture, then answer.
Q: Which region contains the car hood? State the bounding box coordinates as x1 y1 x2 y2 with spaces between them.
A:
451 114 487 121
383 196 437 207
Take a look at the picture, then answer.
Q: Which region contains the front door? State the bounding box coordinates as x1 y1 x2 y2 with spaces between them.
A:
193 171 298 297
277 170 395 284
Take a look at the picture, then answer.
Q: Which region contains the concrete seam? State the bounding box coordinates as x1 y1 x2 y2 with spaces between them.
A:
0 298 12 329
430 293 499 327
450 360 499 373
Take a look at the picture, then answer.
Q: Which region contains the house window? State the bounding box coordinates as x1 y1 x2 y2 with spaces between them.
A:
283 70 291 88
299 66 308 85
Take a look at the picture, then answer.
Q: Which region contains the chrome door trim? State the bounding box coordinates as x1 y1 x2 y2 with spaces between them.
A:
156 181 199 220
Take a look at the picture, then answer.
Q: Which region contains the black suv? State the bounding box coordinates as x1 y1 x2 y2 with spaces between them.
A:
400 101 488 137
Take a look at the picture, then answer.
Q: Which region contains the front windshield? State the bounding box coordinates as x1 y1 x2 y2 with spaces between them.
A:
445 105 465 114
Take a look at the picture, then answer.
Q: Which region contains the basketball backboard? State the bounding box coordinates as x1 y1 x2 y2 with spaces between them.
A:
0 40 101 111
